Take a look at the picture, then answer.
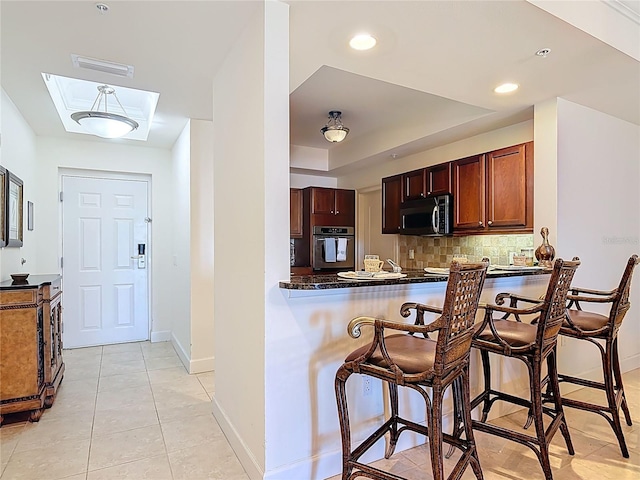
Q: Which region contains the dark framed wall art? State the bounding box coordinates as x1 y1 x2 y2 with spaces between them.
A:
6 171 24 247
0 166 6 247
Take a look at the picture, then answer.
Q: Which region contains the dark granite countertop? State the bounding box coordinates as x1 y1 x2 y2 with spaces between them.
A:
279 267 551 290
0 274 62 290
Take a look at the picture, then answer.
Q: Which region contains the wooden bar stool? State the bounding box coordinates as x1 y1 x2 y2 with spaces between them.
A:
469 257 580 480
334 260 489 480
555 254 639 458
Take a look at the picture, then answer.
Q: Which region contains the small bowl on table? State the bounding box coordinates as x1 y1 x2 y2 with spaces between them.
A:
10 273 29 284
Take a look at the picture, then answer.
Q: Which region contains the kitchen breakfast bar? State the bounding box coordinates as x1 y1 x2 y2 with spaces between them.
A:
276 267 553 479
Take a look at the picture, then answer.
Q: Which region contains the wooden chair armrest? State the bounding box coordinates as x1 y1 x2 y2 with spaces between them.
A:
347 316 441 340
495 292 544 306
569 286 616 297
567 288 617 310
400 302 443 317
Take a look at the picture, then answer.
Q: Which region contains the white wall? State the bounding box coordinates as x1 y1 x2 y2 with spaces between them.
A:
212 2 269 476
0 89 39 280
290 172 337 189
555 98 640 377
171 122 192 363
35 137 174 339
189 119 215 372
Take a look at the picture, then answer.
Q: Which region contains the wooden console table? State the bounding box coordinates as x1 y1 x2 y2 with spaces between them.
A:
0 275 65 425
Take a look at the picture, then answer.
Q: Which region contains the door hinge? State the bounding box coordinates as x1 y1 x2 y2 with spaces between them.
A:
60 257 63 268
59 191 63 202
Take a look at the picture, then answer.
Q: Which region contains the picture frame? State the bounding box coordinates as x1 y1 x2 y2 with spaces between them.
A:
27 201 34 231
0 166 6 247
6 171 24 247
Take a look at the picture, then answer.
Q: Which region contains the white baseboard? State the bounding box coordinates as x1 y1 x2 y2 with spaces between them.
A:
171 332 190 370
150 330 171 342
189 356 215 374
212 396 264 480
621 352 640 373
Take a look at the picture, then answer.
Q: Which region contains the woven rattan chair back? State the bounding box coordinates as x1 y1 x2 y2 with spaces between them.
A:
434 261 489 376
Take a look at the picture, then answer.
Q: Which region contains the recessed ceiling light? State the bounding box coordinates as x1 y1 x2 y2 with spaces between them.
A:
494 83 519 94
536 48 551 57
349 34 377 51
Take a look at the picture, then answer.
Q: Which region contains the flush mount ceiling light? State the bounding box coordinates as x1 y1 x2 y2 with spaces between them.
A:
494 82 519 94
71 85 139 138
349 33 377 51
321 111 350 143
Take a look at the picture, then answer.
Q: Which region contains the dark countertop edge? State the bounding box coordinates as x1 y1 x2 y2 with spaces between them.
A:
279 269 551 290
0 274 62 290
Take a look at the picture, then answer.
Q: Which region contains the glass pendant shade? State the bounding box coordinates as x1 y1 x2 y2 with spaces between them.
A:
71 85 139 139
71 111 138 138
321 111 349 143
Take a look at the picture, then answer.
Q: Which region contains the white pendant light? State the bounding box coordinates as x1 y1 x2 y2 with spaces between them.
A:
71 85 139 138
321 111 349 143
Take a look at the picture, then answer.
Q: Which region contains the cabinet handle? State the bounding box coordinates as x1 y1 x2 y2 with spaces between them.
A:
479 221 484 226
336 211 339 214
331 211 334 214
487 220 493 226
420 193 424 198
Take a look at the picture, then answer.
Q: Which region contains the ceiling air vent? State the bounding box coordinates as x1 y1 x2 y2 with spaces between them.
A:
71 54 134 78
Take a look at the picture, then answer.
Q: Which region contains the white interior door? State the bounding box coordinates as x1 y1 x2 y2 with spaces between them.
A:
62 176 149 348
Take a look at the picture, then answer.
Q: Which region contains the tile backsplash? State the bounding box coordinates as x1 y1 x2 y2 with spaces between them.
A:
398 234 534 269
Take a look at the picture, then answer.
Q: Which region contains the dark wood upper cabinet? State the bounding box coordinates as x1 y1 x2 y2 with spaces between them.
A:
382 175 402 234
310 187 335 215
452 142 533 234
452 155 486 231
290 188 303 238
334 189 355 221
426 162 452 195
486 143 531 229
381 141 532 236
307 187 355 227
402 168 426 202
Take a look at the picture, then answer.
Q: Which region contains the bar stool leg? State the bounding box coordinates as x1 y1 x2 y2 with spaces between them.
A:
428 384 445 480
385 382 400 459
460 366 484 480
612 338 632 427
604 338 629 458
547 350 574 455
334 369 352 480
479 349 492 422
530 360 553 480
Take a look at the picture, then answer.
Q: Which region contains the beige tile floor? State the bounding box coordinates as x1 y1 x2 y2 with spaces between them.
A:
0 341 248 480
1 341 637 480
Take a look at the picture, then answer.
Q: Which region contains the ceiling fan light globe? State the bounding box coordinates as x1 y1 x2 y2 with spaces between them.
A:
71 111 139 138
322 125 349 143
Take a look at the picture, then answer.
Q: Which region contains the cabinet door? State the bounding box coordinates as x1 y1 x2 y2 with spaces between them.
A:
382 175 402 234
452 155 485 231
486 143 532 229
427 163 452 195
310 188 335 215
290 188 303 238
334 189 355 225
402 168 426 202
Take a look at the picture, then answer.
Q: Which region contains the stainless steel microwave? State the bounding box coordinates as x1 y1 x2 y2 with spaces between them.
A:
399 194 453 236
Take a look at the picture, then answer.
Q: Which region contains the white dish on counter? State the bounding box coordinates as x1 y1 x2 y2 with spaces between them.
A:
424 267 449 275
337 271 407 280
491 265 547 271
